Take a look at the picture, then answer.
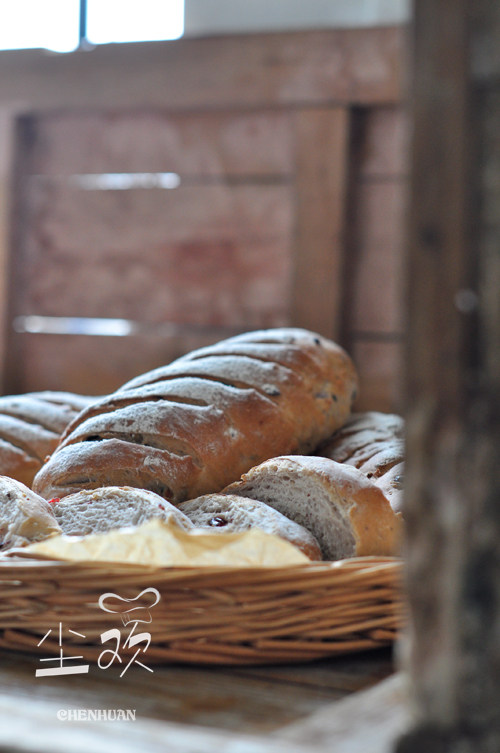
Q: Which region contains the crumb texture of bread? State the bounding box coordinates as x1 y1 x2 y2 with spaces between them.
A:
0 474 61 550
178 493 322 560
32 328 358 502
223 455 403 561
53 486 193 537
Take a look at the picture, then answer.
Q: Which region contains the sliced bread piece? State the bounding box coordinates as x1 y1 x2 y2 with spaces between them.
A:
178 493 322 560
223 456 403 561
52 486 193 537
0 475 61 550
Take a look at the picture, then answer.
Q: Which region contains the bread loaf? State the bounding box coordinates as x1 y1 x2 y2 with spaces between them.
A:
223 455 403 560
0 475 61 550
0 391 95 487
178 493 322 560
32 328 358 502
318 412 405 513
52 486 193 537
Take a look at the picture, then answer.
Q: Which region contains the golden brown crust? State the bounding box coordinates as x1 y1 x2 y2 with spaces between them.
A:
33 329 358 502
318 411 405 513
223 455 403 559
374 461 404 515
0 392 95 487
0 440 40 488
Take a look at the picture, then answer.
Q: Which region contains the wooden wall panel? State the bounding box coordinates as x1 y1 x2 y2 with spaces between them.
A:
6 109 296 394
14 331 242 397
345 106 408 411
290 107 351 342
351 341 403 413
17 184 292 327
30 111 293 178
350 182 406 334
25 182 292 254
1 30 409 409
359 108 409 178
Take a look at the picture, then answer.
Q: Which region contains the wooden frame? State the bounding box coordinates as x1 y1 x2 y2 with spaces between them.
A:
0 27 405 395
398 1 500 749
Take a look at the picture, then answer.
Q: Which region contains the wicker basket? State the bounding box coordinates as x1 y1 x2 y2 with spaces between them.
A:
0 554 404 665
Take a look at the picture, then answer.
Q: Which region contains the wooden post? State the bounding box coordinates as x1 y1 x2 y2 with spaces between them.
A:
398 1 500 750
291 107 351 343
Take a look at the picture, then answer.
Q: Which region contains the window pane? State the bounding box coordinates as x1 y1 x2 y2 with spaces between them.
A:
0 0 80 52
86 0 184 44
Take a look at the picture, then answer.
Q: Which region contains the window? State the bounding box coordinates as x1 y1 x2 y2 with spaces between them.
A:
86 0 184 45
0 0 184 53
0 0 80 53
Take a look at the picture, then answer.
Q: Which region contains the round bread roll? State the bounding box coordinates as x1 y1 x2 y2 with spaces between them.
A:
52 486 193 537
178 493 322 560
32 328 358 503
223 456 403 561
0 475 61 550
0 391 95 487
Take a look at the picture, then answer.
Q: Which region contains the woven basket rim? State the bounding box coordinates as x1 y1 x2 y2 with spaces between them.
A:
0 551 403 574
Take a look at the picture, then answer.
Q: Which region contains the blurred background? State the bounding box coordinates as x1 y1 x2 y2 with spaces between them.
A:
0 0 410 411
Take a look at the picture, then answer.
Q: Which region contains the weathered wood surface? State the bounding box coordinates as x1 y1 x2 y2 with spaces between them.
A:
399 0 500 750
0 108 17 397
7 331 243 396
29 110 293 178
6 101 409 406
345 106 408 413
15 182 293 324
0 647 398 752
290 107 351 341
351 340 403 414
277 672 410 752
349 182 406 336
0 28 405 111
0 29 409 410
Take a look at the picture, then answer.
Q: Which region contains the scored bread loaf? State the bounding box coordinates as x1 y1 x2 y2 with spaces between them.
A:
318 412 405 513
32 328 358 503
222 456 403 561
178 493 322 560
0 391 95 487
52 486 193 537
375 462 404 513
0 475 61 550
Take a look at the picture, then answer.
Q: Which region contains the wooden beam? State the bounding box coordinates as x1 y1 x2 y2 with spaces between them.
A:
290 107 351 342
0 107 20 393
0 28 404 113
399 0 500 750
